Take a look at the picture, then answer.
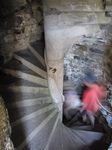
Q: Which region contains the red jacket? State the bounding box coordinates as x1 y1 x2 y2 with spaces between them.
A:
82 84 106 113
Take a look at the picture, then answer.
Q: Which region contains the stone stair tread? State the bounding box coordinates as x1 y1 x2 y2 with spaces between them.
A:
70 124 103 132
8 85 50 95
9 103 54 123
7 78 47 87
6 96 53 109
1 90 51 103
22 113 59 150
61 125 78 150
28 43 46 67
30 41 45 58
12 109 58 149
14 54 47 79
2 68 48 88
70 124 93 131
46 121 64 150
0 73 47 87
63 80 75 90
70 129 108 150
71 128 105 138
48 123 88 150
15 48 46 71
65 125 91 150
65 111 86 126
2 57 43 78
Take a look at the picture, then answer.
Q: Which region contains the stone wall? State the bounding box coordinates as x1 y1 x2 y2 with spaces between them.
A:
0 96 14 149
64 25 112 90
0 0 44 64
64 24 112 86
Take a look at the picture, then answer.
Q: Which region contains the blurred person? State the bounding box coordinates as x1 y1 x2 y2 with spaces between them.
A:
79 74 107 128
63 89 82 120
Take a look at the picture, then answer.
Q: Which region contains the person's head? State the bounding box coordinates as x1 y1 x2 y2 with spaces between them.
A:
83 74 97 87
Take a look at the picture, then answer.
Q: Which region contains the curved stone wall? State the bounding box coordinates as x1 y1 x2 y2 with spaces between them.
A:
0 0 44 64
0 96 14 150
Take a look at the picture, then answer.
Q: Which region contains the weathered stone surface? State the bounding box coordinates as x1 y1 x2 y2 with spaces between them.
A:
12 0 27 8
43 0 112 89
0 0 44 63
44 12 111 26
43 0 104 12
89 48 104 54
106 11 112 17
105 0 112 5
64 31 109 88
0 96 14 150
105 45 112 77
105 5 112 11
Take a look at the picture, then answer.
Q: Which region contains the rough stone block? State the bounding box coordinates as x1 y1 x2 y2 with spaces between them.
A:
105 5 112 11
43 0 105 12
44 12 111 26
3 35 15 43
105 0 112 5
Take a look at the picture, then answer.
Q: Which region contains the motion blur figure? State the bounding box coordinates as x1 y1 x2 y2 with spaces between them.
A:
80 74 107 128
63 89 82 120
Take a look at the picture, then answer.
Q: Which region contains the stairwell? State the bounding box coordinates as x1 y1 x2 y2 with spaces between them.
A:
0 41 111 150
0 0 112 150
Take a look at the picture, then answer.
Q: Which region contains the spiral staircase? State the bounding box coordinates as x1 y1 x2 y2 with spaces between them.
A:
0 41 111 150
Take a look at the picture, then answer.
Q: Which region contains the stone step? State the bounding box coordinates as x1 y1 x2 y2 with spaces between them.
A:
43 0 105 12
70 124 103 132
6 96 53 109
70 129 108 150
14 54 47 79
46 121 64 150
9 103 56 127
61 125 78 150
65 111 84 126
28 43 46 67
65 126 91 150
69 119 91 127
15 48 46 71
63 80 75 90
8 85 50 95
1 89 51 103
44 115 60 150
7 78 46 88
2 57 41 78
0 73 47 88
3 69 48 87
30 41 45 59
71 124 93 131
22 113 59 150
48 122 90 150
12 108 58 149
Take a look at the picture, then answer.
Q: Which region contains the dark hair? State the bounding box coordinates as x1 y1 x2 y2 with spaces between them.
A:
84 74 97 83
